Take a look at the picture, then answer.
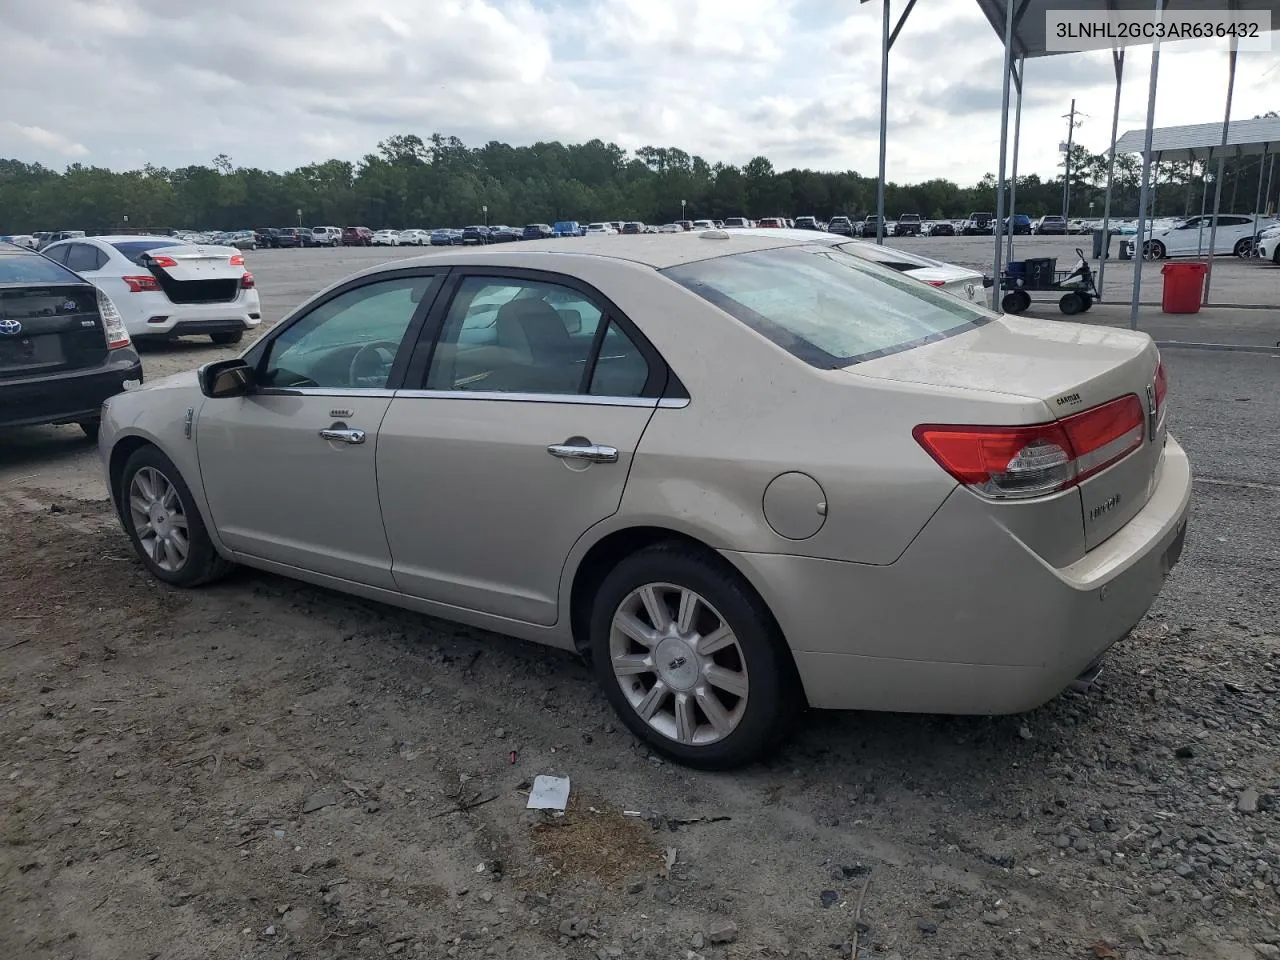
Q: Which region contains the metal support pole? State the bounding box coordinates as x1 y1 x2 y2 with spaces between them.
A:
1096 48 1124 302
1266 154 1276 215
1251 143 1269 255
991 0 1015 310
1007 58 1023 263
1062 98 1077 220
876 0 890 245
1130 25 1162 330
1203 39 1237 305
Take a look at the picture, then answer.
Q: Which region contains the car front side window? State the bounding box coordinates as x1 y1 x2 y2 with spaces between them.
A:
261 275 436 390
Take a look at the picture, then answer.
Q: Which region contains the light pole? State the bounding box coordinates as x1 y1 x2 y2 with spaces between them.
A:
296 208 302 228
681 199 686 223
482 204 488 228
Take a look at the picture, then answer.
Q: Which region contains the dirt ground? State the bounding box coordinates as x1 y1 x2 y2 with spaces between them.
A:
2 248 1279 960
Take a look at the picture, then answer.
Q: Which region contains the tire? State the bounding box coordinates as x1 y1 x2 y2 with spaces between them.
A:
210 331 244 345
1001 290 1031 314
1235 238 1255 259
119 445 234 587
588 542 799 769
1142 240 1165 261
1078 293 1094 312
78 418 100 441
1059 292 1086 315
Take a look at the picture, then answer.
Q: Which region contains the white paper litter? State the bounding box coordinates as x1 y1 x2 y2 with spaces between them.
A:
526 775 571 810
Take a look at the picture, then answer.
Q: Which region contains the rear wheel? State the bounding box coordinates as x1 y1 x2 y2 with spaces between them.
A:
1059 292 1086 315
78 419 100 441
120 446 233 587
210 331 243 346
589 543 798 769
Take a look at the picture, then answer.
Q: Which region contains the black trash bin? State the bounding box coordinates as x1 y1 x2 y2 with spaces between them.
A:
1091 229 1112 259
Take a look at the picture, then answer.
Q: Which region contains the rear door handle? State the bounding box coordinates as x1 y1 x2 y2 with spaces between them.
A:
547 442 618 463
320 428 366 445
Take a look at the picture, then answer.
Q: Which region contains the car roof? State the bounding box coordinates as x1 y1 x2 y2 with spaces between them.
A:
350 232 842 276
56 235 180 245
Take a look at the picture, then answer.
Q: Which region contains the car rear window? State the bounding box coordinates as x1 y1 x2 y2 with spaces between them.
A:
662 246 990 368
110 240 182 264
0 252 84 284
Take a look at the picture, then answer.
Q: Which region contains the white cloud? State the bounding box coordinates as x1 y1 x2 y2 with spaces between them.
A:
0 0 1275 184
0 122 89 158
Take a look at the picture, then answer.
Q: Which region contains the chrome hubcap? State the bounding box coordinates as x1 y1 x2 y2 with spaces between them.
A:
128 466 190 572
609 583 749 747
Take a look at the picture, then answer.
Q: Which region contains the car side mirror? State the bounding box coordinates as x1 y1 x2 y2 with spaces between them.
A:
199 358 256 398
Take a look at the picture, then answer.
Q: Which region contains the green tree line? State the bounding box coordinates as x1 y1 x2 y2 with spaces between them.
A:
1 130 1275 233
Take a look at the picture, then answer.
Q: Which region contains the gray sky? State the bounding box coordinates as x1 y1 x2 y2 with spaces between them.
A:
1 0 1275 183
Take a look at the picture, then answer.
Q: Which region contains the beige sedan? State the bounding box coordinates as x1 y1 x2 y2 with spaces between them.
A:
98 233 1191 769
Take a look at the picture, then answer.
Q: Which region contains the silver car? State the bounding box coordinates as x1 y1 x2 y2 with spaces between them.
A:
98 234 1191 769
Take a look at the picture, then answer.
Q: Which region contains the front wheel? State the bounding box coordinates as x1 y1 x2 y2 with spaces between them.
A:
1142 240 1165 261
589 543 798 769
78 419 100 441
1001 290 1031 314
210 331 244 345
120 446 233 587
1235 238 1257 259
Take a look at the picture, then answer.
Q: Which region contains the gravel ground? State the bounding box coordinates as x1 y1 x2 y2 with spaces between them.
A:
1 247 1278 960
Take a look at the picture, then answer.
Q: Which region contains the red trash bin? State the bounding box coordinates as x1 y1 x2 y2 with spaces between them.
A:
1160 261 1207 314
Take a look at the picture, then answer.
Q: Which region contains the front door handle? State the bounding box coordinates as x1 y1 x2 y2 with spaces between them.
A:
320 427 366 445
547 441 618 463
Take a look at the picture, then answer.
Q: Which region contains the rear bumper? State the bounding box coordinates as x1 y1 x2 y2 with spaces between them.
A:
0 351 143 429
120 290 262 338
723 435 1192 715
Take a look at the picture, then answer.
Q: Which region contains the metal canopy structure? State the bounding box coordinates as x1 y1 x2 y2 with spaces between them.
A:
1112 117 1280 159
866 0 1280 339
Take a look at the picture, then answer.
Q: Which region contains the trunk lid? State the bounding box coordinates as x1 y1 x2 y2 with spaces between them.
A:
856 315 1165 550
142 244 243 304
0 282 107 378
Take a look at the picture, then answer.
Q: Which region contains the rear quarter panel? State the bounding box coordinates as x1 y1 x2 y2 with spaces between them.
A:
544 259 1038 568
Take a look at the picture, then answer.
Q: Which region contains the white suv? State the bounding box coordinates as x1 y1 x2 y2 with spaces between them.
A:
310 226 342 247
1257 225 1280 263
1123 214 1280 259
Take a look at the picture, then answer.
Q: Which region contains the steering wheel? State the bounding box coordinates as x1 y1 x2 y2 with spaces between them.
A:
348 340 401 386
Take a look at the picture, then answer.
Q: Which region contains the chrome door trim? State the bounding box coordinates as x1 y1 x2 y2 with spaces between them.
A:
257 387 398 398
390 389 689 409
319 428 367 444
547 443 620 463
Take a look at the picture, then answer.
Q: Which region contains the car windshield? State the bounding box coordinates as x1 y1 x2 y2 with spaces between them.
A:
662 246 989 368
110 239 187 264
0 253 83 283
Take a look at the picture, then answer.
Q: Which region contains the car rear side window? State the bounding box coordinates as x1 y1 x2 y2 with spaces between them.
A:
64 243 103 273
425 277 611 395
663 246 990 368
0 253 83 284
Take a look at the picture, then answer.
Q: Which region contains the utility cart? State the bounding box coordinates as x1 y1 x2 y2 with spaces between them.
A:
998 249 1099 316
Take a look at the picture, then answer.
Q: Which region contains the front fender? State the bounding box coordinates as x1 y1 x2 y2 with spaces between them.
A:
99 375 229 556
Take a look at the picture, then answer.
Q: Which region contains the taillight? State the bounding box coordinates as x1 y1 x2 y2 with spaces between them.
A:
913 394 1146 500
97 290 131 349
240 271 255 289
926 279 946 287
122 275 161 293
149 255 178 268
229 253 245 266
